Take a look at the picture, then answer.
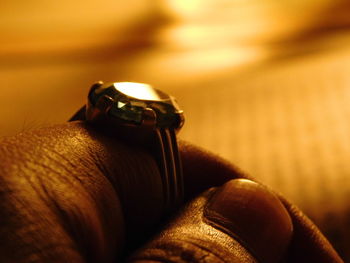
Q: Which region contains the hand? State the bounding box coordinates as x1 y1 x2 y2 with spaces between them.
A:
0 122 343 262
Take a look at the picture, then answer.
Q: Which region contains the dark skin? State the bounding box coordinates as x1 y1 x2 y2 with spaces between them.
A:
0 122 343 262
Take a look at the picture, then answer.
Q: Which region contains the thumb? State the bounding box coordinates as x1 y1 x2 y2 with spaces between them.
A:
128 179 293 263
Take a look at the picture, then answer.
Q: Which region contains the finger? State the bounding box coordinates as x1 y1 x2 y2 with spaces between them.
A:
280 198 344 263
128 179 293 263
179 141 251 200
0 122 164 262
179 142 343 262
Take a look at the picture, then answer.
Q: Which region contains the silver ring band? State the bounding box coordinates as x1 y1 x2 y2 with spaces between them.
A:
156 128 183 213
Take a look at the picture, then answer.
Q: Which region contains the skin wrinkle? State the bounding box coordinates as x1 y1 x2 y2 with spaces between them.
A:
59 142 124 261
31 124 114 195
170 224 256 263
134 239 227 263
0 125 124 262
86 139 125 197
70 124 166 254
50 134 124 262
0 176 84 262
202 210 259 263
130 189 256 263
173 238 229 262
0 135 74 187
34 171 94 261
66 122 163 243
80 124 165 244
36 139 79 169
77 124 156 198
18 161 99 261
2 137 93 203
89 149 111 184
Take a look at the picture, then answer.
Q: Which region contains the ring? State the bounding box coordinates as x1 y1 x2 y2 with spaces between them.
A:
70 81 184 213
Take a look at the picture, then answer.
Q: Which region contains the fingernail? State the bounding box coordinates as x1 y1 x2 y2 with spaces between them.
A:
205 179 293 263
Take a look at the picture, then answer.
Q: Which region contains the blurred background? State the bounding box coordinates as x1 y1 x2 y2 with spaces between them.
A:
1 0 350 260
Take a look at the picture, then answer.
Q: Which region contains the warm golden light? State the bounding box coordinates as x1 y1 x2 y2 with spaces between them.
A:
166 0 204 18
114 82 161 101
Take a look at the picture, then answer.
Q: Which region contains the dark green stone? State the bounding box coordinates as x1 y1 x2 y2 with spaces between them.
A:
89 82 182 128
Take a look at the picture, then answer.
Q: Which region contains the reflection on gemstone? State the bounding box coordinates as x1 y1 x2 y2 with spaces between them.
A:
89 82 183 128
117 101 126 108
109 102 144 124
114 82 166 101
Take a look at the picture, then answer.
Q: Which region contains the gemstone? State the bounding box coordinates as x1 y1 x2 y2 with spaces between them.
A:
89 82 183 128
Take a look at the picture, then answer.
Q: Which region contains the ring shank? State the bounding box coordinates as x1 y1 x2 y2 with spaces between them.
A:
155 128 183 213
